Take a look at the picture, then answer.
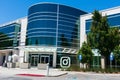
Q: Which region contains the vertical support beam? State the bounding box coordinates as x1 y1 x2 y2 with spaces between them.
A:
24 51 29 62
56 4 59 47
0 54 3 66
19 50 24 63
53 52 57 68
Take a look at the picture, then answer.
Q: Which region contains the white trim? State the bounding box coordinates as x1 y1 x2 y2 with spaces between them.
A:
0 32 15 37
26 35 80 41
28 11 78 19
0 17 26 27
28 12 57 17
28 15 57 21
28 19 57 24
28 18 76 25
27 28 56 32
107 13 120 18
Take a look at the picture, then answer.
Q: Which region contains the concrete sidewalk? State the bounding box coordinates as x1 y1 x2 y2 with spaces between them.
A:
0 67 67 77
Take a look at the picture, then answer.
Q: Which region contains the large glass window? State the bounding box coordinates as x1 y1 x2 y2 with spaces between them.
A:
28 20 57 29
27 3 87 49
29 4 57 15
26 37 56 46
0 23 20 48
85 13 120 34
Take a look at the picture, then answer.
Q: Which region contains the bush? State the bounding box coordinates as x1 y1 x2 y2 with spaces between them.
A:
61 64 120 73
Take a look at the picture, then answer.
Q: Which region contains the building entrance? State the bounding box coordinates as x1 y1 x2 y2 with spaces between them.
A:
40 56 50 64
29 54 53 67
30 54 39 66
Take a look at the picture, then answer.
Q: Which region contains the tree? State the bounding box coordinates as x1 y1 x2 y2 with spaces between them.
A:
113 46 120 65
87 10 120 66
78 42 93 66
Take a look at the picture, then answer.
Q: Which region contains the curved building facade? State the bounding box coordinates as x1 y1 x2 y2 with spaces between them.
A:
27 3 86 48
25 3 86 67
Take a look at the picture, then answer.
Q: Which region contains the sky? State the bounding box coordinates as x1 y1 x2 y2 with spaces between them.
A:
0 0 120 24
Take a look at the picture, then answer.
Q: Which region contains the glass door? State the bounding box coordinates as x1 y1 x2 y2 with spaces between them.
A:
40 56 50 64
30 55 39 66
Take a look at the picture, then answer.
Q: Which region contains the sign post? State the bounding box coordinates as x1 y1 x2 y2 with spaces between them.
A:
8 56 12 69
46 63 49 76
110 53 114 68
79 54 82 68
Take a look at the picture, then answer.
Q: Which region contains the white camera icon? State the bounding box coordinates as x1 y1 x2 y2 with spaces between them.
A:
60 57 71 68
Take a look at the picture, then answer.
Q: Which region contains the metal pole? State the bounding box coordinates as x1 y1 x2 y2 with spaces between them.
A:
93 56 94 68
80 60 81 69
46 63 49 76
110 60 112 69
98 53 99 68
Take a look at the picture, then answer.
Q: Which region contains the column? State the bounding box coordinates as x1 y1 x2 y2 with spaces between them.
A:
19 50 24 63
101 56 105 69
0 54 3 66
24 51 29 62
53 52 57 68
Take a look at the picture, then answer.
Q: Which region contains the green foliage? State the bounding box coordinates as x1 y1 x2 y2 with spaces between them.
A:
78 42 93 64
113 46 120 64
87 10 120 64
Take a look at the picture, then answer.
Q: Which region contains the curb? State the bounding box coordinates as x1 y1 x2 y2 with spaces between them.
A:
46 72 68 77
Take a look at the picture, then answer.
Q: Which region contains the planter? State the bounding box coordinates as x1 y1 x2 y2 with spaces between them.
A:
15 62 19 68
7 62 16 68
19 63 30 69
37 63 48 70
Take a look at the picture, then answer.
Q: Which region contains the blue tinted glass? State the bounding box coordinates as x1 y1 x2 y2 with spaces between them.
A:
27 3 86 48
108 13 120 26
29 4 57 15
27 28 56 33
58 20 76 27
58 25 78 33
59 14 77 20
0 23 20 48
59 17 76 23
27 32 56 37
0 25 15 34
86 20 92 33
27 37 56 46
85 13 120 34
59 5 86 17
28 20 57 29
28 12 57 18
28 16 57 21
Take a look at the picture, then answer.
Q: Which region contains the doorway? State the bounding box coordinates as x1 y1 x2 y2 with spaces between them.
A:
29 54 53 67
40 56 50 64
30 54 39 66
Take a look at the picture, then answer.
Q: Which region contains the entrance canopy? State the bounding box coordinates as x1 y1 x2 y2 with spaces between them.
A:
19 46 77 54
19 46 57 52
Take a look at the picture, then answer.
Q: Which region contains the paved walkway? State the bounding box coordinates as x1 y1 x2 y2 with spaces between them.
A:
0 67 67 77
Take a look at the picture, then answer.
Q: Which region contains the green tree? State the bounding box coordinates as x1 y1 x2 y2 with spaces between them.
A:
87 10 120 66
113 46 120 65
78 42 93 65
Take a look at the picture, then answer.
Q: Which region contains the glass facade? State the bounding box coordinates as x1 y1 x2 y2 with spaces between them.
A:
26 3 87 49
86 13 120 33
0 23 20 49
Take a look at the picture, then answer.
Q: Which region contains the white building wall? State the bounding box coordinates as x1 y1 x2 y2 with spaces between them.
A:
19 18 27 46
19 17 27 63
80 6 120 47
